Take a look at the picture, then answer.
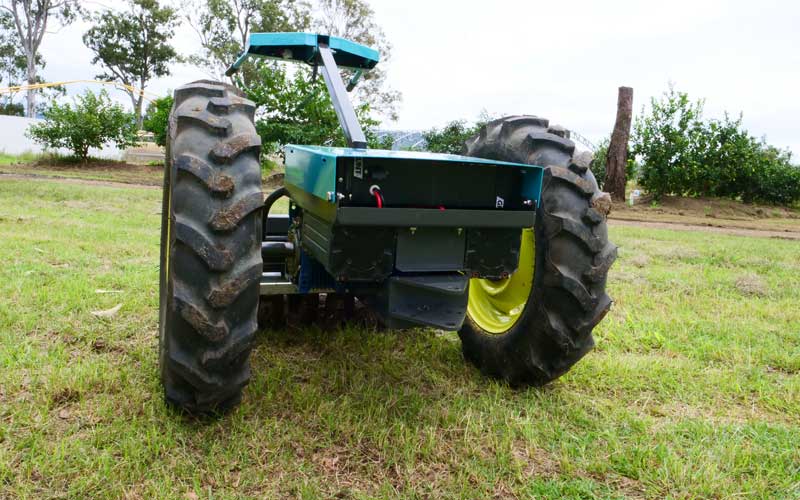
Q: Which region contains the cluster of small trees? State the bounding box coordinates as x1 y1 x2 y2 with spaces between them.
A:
590 87 800 206
631 87 800 205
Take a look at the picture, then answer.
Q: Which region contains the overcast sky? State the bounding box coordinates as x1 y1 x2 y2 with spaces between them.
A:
36 0 799 156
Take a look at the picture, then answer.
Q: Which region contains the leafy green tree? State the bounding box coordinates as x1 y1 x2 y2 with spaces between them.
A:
0 12 64 115
246 63 380 153
188 0 401 150
189 0 400 123
746 146 800 205
187 0 311 81
631 85 705 198
0 0 81 117
83 0 180 127
314 0 400 120
0 102 22 115
632 84 800 205
422 120 484 154
142 94 173 146
590 138 609 189
692 113 755 198
27 89 139 161
0 11 26 112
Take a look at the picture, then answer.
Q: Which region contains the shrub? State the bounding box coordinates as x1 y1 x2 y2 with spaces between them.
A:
27 89 138 161
632 85 800 205
0 102 24 116
142 94 173 147
590 139 608 188
744 146 800 205
632 86 705 198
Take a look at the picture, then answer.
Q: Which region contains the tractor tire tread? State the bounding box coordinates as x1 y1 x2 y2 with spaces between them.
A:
210 133 262 164
159 80 262 414
458 116 616 386
175 153 235 197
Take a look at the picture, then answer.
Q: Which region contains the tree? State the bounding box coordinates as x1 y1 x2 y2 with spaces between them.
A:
0 10 63 114
27 89 139 161
187 0 311 81
83 0 179 127
632 84 800 205
631 85 705 198
0 0 80 117
422 120 484 155
188 0 400 120
604 86 633 201
0 11 25 110
245 62 381 153
314 0 400 120
142 94 173 147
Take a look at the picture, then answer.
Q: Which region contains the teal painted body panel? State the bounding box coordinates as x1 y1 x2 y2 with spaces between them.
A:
283 144 545 205
227 32 380 74
286 144 540 168
284 145 338 202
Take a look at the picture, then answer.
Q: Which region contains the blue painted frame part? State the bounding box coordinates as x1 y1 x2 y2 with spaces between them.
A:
283 144 545 206
226 32 380 75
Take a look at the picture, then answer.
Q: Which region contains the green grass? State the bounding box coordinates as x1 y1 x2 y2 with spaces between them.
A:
0 151 39 166
1 179 799 499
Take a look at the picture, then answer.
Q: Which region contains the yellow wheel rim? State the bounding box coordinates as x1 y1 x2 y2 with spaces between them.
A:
467 228 535 334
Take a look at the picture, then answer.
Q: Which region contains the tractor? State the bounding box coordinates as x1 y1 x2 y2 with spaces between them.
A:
159 32 617 412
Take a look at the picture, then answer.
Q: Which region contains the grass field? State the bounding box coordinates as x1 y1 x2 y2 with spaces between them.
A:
0 153 285 188
1 178 798 499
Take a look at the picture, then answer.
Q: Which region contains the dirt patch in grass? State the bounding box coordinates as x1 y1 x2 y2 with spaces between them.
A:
620 195 800 220
610 219 800 240
611 195 800 234
0 159 164 186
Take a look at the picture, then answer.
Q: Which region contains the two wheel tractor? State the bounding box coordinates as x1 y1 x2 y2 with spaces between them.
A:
159 32 617 413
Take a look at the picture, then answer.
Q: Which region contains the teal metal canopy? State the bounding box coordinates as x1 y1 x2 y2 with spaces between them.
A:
226 32 380 75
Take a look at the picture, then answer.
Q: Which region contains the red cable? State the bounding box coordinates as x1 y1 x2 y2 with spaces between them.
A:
374 191 383 208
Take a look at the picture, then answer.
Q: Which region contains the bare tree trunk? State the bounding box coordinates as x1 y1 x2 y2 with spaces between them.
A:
605 86 633 201
26 56 36 117
135 94 144 129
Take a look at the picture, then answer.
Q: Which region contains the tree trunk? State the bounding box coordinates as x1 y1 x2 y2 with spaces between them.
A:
605 86 633 201
26 57 36 118
135 93 144 129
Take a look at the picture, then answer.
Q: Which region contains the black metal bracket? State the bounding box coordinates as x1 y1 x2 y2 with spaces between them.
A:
317 40 367 149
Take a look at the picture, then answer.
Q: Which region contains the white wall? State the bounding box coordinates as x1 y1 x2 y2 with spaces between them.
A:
0 115 123 160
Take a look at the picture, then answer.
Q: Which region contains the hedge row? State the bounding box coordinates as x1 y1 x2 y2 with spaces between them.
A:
629 87 800 206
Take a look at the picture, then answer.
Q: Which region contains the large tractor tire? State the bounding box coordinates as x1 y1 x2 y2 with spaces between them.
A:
159 80 263 413
459 116 617 386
